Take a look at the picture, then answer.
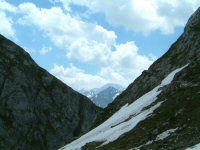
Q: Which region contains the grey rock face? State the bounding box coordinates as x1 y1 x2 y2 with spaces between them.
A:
185 7 200 33
0 35 100 150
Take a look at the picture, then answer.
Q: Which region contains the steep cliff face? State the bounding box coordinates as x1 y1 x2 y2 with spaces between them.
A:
96 7 200 127
63 8 200 150
0 34 100 150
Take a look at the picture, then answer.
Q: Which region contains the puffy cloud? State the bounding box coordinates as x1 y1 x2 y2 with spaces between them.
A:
39 46 52 56
18 3 116 64
110 42 154 79
67 38 111 64
17 2 155 89
0 12 15 37
66 40 155 89
0 0 16 38
100 67 128 87
0 0 17 12
51 41 155 90
99 41 155 87
54 0 200 34
50 64 108 90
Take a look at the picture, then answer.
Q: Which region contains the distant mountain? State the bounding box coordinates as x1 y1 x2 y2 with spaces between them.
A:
63 7 200 150
80 88 100 99
0 34 100 150
99 83 124 91
91 86 122 108
80 84 124 108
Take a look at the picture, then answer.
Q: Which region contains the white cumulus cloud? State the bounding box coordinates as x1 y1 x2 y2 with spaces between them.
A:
0 0 17 12
17 2 156 89
0 12 15 38
51 41 155 90
50 64 108 90
54 0 200 35
0 0 16 38
18 3 117 64
109 41 154 80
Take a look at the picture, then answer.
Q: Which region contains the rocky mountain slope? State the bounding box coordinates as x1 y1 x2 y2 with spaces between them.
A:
63 7 200 150
0 34 100 150
80 84 123 108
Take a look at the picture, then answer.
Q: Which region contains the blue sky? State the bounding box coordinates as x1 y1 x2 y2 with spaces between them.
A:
0 0 199 90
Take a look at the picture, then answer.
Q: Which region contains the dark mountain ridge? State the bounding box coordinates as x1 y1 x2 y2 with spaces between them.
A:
0 34 100 150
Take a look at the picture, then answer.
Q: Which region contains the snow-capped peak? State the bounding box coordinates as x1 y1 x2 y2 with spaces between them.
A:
79 83 124 108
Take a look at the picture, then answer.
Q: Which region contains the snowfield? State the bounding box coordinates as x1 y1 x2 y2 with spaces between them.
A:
61 65 188 150
186 143 200 150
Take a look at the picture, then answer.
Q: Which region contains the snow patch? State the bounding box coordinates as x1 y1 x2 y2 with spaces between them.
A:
161 64 188 86
61 65 188 150
156 128 178 141
112 92 120 99
186 143 200 150
132 128 178 149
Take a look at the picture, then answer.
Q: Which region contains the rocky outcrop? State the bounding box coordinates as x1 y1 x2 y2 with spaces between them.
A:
0 34 100 150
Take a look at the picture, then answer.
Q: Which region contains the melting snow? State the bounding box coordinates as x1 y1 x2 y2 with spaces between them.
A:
61 65 188 150
156 128 178 141
132 128 178 150
186 143 200 150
